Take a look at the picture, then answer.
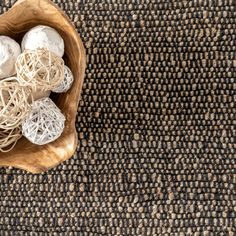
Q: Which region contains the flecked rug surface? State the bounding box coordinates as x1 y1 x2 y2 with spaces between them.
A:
0 0 235 235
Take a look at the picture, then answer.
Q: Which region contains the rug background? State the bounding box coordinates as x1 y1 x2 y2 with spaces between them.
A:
0 0 235 235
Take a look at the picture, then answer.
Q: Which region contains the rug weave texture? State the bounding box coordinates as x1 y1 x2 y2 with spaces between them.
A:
0 0 235 235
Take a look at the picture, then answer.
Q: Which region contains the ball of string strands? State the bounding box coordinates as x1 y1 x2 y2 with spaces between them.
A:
0 127 22 152
52 65 74 93
15 49 64 91
0 77 31 131
22 97 65 145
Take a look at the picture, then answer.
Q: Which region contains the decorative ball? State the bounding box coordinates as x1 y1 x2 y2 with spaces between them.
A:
21 25 64 57
0 127 21 152
0 36 21 79
22 97 65 145
0 77 30 130
52 65 74 93
15 49 64 91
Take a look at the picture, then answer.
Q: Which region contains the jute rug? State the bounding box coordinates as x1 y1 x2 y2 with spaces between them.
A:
0 0 235 235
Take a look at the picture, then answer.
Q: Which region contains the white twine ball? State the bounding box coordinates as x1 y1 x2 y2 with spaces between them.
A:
21 25 64 57
0 36 21 79
22 97 65 145
52 65 74 93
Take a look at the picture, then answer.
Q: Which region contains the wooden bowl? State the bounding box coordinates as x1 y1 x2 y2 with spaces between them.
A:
0 0 86 173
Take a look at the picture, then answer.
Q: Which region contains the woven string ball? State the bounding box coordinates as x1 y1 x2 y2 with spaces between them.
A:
0 127 21 152
15 49 64 91
52 65 74 93
0 77 30 130
22 97 65 145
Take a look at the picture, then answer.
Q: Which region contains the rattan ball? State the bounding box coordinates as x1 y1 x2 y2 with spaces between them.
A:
15 49 64 91
52 65 74 93
22 97 65 145
0 127 21 152
0 77 30 131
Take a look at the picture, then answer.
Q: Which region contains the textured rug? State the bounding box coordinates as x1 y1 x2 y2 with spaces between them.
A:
0 0 235 235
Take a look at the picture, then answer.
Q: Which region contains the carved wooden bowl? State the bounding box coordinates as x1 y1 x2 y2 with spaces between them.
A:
0 0 86 173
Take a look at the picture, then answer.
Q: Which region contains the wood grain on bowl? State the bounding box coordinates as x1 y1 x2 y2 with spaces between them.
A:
0 0 86 173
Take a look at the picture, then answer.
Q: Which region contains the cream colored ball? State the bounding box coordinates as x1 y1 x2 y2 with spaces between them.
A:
0 36 21 80
21 25 64 57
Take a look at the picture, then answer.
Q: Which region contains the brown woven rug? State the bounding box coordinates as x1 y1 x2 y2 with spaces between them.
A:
0 0 235 235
